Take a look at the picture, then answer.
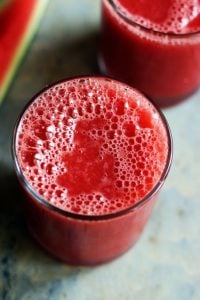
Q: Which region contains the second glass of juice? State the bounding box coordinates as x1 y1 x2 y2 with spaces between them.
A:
12 76 172 265
100 0 200 107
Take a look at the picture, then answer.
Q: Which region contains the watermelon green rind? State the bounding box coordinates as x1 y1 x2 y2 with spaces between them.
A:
0 0 49 105
0 0 11 11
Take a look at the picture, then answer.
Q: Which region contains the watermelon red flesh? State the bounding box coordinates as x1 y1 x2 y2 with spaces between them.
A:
0 0 37 85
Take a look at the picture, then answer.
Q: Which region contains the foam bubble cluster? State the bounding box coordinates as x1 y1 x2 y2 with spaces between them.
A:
17 77 168 215
115 0 200 34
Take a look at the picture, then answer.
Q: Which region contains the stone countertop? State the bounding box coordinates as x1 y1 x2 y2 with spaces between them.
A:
0 0 200 299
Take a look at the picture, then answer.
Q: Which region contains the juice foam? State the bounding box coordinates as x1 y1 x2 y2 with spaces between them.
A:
114 0 200 34
17 77 168 215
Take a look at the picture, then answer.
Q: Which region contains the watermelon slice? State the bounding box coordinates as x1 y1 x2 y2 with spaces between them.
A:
0 0 49 105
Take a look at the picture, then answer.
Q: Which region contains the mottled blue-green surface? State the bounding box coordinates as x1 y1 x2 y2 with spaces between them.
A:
0 0 200 299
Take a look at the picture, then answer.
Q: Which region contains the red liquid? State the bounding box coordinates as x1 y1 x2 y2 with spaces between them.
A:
14 77 171 265
100 0 200 107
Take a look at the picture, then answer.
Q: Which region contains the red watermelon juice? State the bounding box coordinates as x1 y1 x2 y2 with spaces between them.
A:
100 0 200 107
12 76 172 265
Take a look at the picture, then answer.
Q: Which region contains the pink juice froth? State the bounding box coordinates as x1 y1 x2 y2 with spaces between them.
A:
16 77 168 216
114 0 200 34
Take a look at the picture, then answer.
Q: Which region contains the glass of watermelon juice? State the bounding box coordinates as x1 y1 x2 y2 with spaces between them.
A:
12 76 172 265
100 0 200 107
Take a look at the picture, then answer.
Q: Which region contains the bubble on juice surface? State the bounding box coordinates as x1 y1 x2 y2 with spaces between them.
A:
17 77 169 216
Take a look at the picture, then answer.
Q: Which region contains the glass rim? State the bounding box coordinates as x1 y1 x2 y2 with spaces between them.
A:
12 75 173 221
107 0 200 38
